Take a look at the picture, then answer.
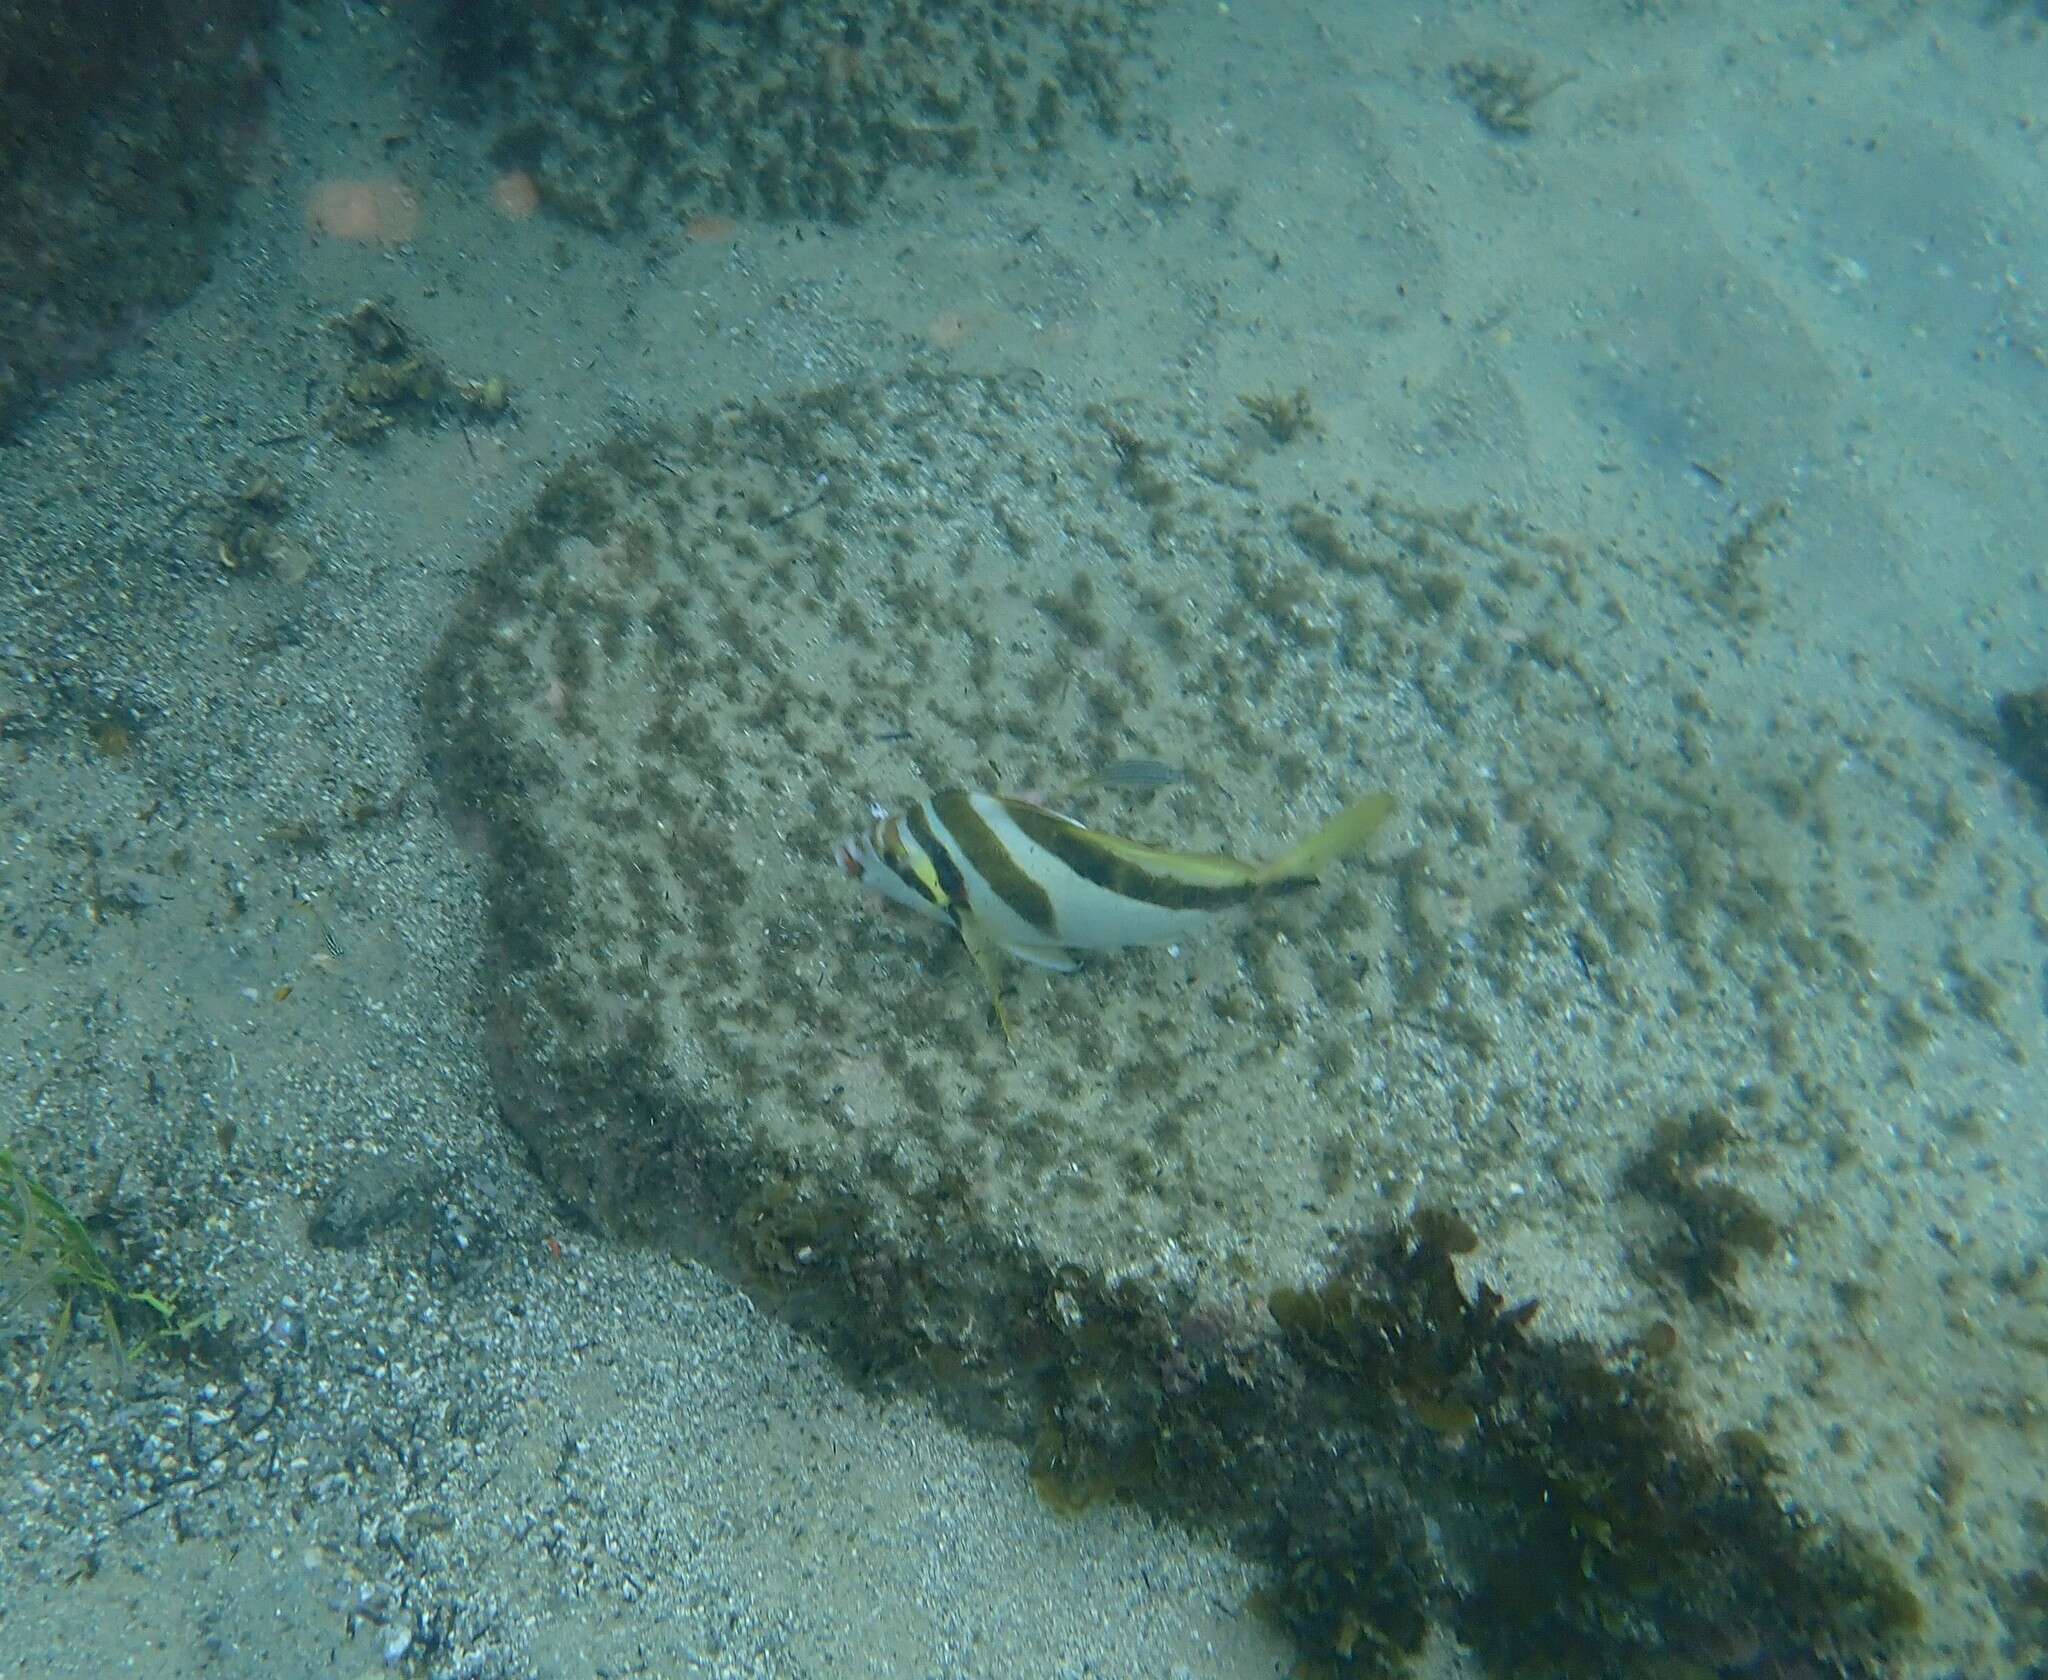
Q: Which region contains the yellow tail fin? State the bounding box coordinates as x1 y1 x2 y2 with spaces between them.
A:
1255 791 1397 885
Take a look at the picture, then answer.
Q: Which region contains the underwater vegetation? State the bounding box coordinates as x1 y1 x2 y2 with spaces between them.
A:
322 300 510 447
1622 1107 1782 1316
1034 1215 1923 1679
1992 685 2048 808
1909 678 2048 821
430 0 1155 232
0 1147 187 1368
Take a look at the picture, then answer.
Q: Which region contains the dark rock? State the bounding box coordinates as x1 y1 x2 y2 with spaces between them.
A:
308 1152 439 1249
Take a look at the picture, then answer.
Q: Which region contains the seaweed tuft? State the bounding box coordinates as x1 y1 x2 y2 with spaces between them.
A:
1623 1108 1781 1312
0 1148 208 1370
1031 1216 1920 1679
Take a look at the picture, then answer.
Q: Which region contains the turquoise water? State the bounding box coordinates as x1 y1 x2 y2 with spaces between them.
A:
2 5 2044 1677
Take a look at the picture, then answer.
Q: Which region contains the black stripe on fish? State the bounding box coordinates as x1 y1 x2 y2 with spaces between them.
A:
878 816 947 912
904 801 972 914
929 791 1060 936
1003 800 1305 914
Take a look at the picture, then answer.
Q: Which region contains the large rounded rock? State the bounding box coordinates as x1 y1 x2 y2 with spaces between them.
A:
433 0 1155 229
0 0 274 437
426 372 1927 1673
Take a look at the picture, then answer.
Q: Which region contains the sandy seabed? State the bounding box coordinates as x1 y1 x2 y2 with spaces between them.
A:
3 4 2045 1677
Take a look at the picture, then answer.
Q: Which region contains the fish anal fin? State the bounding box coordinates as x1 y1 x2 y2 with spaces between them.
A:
1003 941 1080 973
952 909 1017 1048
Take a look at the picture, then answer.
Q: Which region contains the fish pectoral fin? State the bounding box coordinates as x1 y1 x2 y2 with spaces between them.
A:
952 910 1017 1047
1003 940 1080 973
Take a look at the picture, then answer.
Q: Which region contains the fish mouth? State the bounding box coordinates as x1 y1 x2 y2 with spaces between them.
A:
833 837 865 880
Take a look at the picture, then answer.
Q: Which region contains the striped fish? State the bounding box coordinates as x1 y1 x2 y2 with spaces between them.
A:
834 788 1395 1039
